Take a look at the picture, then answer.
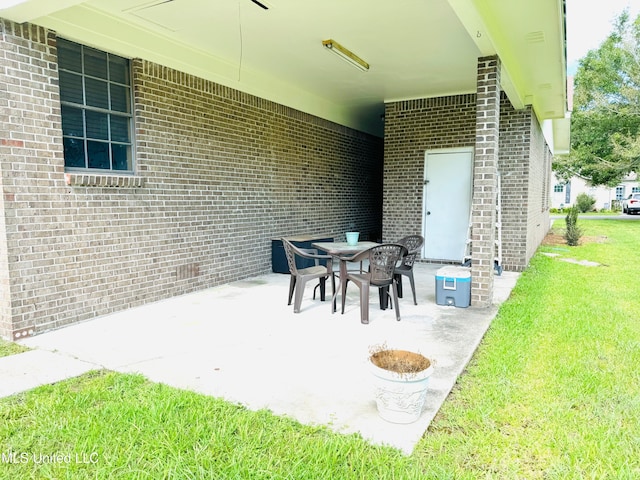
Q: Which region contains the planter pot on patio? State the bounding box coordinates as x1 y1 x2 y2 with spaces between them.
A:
369 348 434 424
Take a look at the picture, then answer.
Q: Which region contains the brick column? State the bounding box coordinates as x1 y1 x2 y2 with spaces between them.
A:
471 56 500 307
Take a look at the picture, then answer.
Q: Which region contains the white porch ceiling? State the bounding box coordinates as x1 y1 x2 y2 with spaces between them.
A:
1 0 569 149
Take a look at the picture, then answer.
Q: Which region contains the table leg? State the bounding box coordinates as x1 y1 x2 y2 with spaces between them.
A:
329 258 340 314
330 270 337 313
341 259 348 314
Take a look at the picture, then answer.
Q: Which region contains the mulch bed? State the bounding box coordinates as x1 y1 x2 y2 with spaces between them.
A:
542 231 608 247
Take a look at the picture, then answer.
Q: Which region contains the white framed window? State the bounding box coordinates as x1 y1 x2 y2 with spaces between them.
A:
58 38 133 172
615 186 625 200
554 184 564 193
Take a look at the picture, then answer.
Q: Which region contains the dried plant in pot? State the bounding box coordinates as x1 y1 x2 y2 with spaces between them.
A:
368 344 434 424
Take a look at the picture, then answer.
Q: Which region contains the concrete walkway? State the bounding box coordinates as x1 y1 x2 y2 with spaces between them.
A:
1 264 518 454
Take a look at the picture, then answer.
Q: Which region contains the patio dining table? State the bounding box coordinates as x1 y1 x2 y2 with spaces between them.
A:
311 241 380 314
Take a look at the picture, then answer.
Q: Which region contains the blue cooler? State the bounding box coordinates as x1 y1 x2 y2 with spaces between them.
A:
435 266 471 308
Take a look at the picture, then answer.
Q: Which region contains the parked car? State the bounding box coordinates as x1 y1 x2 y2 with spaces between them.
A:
622 193 640 214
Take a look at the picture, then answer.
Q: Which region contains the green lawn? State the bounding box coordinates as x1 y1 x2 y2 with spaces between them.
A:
415 220 640 478
1 220 638 479
0 339 28 358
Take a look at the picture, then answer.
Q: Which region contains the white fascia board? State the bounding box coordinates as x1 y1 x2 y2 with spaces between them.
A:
0 0 85 23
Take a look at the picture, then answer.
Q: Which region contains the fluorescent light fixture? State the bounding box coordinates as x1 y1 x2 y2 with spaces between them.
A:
322 39 369 71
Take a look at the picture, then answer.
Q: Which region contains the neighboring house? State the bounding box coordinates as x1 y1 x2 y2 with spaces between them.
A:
551 173 640 210
0 1 569 339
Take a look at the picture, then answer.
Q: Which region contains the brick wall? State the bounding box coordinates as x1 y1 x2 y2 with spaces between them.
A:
498 97 552 271
382 94 477 242
0 20 383 339
498 95 532 272
383 91 552 275
471 56 501 307
0 21 64 339
525 114 552 261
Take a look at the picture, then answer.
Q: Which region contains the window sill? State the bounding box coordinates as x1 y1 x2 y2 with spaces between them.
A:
65 173 144 188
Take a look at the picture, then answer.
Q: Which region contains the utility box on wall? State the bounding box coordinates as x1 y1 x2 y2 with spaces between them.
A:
271 235 334 273
435 266 471 308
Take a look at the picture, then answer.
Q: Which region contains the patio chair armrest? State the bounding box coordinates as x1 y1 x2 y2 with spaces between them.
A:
288 244 333 271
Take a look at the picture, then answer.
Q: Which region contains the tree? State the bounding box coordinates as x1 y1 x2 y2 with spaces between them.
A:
564 206 582 246
554 11 640 186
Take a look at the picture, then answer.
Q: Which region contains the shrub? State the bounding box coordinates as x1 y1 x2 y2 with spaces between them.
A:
564 206 582 246
575 193 596 213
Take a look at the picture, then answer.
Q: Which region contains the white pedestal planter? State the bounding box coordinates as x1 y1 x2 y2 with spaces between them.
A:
369 349 434 424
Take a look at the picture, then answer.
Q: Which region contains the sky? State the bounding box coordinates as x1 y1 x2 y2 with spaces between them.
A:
565 0 640 75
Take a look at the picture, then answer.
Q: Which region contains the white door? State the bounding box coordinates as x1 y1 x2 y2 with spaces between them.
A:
422 149 473 262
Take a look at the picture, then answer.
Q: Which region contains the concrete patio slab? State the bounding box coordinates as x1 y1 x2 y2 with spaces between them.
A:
0 349 95 398
11 263 518 454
